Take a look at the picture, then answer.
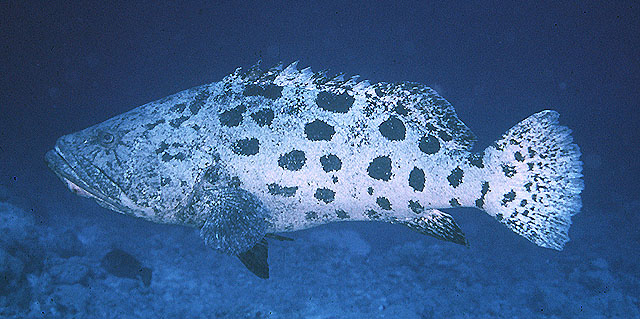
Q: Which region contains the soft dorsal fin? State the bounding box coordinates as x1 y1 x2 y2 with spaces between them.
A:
238 238 269 279
369 82 477 152
400 209 468 246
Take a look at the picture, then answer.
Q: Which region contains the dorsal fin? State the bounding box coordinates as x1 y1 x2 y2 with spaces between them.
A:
226 62 476 152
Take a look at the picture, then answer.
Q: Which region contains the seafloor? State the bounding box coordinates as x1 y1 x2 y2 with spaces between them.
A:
1 184 638 319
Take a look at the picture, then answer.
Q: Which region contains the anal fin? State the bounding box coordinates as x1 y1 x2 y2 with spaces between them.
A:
402 209 468 246
238 238 269 279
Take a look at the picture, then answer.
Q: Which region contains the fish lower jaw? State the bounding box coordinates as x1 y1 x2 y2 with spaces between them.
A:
64 178 96 199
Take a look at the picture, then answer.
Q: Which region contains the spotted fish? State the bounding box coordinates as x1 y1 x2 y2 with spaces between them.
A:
45 62 584 278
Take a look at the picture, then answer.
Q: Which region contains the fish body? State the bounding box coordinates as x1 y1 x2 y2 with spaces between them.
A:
46 63 584 278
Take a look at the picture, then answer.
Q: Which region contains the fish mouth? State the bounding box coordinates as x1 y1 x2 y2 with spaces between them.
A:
45 145 127 213
46 148 96 198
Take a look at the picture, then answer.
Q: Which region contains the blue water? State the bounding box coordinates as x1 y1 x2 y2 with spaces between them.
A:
1 1 638 318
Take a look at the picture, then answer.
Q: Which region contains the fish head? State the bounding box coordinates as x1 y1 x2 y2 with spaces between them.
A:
45 111 159 218
45 87 211 222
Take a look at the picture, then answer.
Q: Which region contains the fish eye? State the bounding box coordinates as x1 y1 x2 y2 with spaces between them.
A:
100 132 114 145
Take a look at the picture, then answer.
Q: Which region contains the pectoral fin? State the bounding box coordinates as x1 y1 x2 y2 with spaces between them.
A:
238 238 269 279
401 209 468 246
198 187 271 255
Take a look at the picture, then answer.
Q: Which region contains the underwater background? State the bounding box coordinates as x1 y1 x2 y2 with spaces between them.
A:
1 1 638 318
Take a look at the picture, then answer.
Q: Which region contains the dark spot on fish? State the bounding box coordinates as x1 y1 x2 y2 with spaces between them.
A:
425 122 437 131
189 90 210 115
243 84 283 100
160 176 171 186
278 150 306 171
155 142 169 155
267 183 297 197
501 164 517 178
191 124 201 131
365 209 381 220
250 108 274 127
527 146 537 158
394 102 408 115
419 135 440 154
378 116 406 141
468 153 484 168
514 151 525 162
449 198 460 207
496 213 503 221
220 105 246 127
170 103 186 113
520 199 528 207
376 197 392 210
316 91 354 113
230 176 241 187
524 182 533 192
438 130 453 141
475 181 490 208
408 200 424 214
305 119 335 141
409 167 425 192
169 115 190 128
144 119 165 130
173 152 186 161
332 176 338 183
161 153 172 162
232 137 259 156
447 167 464 188
401 82 426 92
320 154 342 172
367 156 392 181
336 210 349 219
367 187 374 195
314 188 335 203
305 211 318 220
501 190 516 206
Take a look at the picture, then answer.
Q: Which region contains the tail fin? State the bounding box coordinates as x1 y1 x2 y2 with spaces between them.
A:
482 110 583 250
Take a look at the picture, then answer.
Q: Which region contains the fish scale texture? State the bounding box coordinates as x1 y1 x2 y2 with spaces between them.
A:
46 63 584 264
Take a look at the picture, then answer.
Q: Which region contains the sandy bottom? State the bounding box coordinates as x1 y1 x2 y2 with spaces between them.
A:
0 200 638 318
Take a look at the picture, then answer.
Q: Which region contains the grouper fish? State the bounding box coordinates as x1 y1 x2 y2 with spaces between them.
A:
46 63 584 278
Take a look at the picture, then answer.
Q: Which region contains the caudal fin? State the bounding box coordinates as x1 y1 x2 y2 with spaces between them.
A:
482 110 583 250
